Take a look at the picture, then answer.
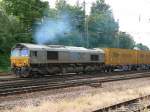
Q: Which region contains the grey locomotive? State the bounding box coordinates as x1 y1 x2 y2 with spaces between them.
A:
11 43 105 77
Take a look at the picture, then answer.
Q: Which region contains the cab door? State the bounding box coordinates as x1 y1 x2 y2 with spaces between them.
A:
30 50 46 64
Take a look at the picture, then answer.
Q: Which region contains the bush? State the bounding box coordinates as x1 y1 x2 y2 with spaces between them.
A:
0 53 10 72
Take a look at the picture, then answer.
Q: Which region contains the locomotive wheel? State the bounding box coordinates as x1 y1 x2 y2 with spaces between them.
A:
19 72 31 78
21 73 31 78
62 68 67 75
20 68 31 78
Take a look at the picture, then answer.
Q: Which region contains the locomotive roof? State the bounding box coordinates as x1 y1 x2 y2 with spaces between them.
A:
13 43 104 53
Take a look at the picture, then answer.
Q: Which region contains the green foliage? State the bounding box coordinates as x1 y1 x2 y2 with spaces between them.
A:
1 0 49 31
135 43 149 51
116 32 135 49
44 0 85 47
0 10 19 52
0 53 10 72
91 0 110 13
88 0 119 48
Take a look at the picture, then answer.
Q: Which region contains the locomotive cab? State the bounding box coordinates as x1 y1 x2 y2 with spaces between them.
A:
11 44 30 77
11 48 30 67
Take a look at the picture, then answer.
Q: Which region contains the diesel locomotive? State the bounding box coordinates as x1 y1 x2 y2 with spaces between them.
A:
11 43 105 77
10 43 150 78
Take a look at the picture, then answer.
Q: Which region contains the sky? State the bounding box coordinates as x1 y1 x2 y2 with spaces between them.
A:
44 0 150 47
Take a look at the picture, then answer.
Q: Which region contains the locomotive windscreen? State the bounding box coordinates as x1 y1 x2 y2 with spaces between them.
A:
11 49 20 57
11 49 29 57
20 49 29 56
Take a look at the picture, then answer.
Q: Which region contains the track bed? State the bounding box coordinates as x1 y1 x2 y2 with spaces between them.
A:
2 74 150 112
0 71 150 97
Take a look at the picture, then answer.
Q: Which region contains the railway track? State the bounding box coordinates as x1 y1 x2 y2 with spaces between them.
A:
93 95 150 112
0 72 11 76
0 70 149 83
0 71 150 97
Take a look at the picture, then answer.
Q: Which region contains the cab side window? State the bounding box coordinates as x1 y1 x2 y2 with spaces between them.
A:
91 55 99 61
31 51 37 57
47 51 58 60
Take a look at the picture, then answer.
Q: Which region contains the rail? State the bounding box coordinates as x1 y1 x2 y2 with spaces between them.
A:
0 71 150 97
93 95 150 112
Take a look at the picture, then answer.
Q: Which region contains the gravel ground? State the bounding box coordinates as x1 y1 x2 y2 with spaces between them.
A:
0 74 15 79
1 77 150 112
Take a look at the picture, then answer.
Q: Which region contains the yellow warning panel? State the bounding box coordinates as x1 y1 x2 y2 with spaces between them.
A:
11 57 29 67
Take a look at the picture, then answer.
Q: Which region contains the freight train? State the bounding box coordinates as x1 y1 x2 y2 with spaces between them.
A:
10 43 150 77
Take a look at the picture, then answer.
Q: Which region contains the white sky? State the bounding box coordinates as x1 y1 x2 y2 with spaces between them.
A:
44 0 150 47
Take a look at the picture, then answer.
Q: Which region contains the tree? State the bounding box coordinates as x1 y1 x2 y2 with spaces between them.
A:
1 0 49 29
116 32 135 49
1 0 49 37
135 43 149 51
0 10 20 52
91 0 110 13
45 0 85 46
56 0 84 33
88 0 119 48
0 0 49 50
0 10 21 70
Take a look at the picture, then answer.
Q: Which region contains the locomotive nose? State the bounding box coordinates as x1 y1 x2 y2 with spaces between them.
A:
11 57 30 67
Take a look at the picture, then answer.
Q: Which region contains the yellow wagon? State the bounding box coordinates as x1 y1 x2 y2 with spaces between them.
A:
104 48 138 65
137 50 150 64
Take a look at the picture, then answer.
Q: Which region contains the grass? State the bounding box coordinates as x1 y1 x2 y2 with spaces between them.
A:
0 66 10 72
2 83 150 112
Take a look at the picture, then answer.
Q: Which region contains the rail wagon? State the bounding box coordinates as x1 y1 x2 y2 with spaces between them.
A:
137 50 150 69
104 48 138 70
11 43 105 77
137 50 150 64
